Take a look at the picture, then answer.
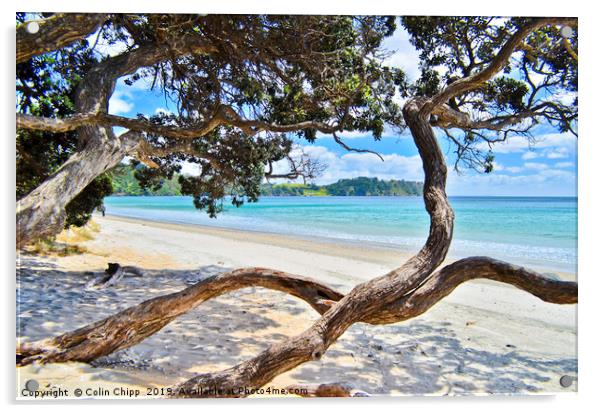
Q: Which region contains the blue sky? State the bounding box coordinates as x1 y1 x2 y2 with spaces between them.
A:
107 27 577 197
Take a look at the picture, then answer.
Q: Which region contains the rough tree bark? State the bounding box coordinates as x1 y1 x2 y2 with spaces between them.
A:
16 129 141 248
17 268 344 365
16 16 578 398
17 13 108 64
16 32 216 247
17 256 576 366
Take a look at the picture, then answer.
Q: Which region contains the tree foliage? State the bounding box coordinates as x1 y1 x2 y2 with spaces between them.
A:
16 14 577 233
401 17 577 172
17 14 405 220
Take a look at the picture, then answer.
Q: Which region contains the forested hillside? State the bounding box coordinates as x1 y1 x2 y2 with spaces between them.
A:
110 165 422 197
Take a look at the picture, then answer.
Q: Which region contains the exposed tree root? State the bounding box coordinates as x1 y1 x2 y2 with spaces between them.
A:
17 267 343 366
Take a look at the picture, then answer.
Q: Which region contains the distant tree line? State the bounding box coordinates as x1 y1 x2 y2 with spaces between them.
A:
110 164 422 197
261 177 423 196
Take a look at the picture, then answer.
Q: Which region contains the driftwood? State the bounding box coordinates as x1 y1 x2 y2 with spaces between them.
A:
85 263 147 289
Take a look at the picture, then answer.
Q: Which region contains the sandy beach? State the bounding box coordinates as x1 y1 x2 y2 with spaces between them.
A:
16 215 577 398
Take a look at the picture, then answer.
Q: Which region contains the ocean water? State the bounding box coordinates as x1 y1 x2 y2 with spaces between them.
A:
104 196 577 273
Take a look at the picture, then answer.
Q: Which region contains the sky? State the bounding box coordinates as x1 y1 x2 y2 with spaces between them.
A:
106 26 577 197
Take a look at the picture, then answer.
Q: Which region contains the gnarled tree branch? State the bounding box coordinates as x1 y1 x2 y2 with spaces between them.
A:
16 108 340 139
420 17 577 117
17 255 576 369
17 267 343 366
16 30 219 247
17 13 108 64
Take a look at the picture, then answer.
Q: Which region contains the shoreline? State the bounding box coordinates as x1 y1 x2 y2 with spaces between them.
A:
17 214 577 396
103 213 576 281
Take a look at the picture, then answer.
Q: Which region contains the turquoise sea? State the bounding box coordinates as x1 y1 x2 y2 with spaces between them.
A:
104 196 577 273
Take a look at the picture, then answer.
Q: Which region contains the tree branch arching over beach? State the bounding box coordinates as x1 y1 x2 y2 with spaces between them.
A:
16 14 578 397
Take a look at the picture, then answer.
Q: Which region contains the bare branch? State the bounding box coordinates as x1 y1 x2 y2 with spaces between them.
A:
333 133 384 161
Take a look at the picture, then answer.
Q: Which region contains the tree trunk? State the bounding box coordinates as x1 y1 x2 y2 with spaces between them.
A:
16 35 217 248
16 127 143 247
16 40 147 247
170 97 455 396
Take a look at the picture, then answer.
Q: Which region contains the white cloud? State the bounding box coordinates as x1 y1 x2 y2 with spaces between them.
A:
87 30 132 58
179 161 202 177
108 90 134 115
522 151 539 160
315 130 375 140
447 168 576 196
554 90 577 106
118 71 157 92
476 132 577 154
524 162 549 171
546 147 569 159
492 161 523 173
171 140 575 196
554 161 575 169
155 108 173 116
269 145 423 185
381 27 421 81
315 127 407 140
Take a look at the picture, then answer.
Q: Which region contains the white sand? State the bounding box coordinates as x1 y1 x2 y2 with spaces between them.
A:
16 215 577 398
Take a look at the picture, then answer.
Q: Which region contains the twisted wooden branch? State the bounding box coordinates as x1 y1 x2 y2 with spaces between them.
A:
17 268 342 366
420 17 577 118
16 107 339 138
17 13 108 64
17 254 576 398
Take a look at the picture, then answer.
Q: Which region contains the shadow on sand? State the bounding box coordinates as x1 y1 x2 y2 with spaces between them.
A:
16 255 576 395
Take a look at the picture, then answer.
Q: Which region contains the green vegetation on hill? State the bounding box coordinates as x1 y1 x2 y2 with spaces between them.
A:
325 177 422 196
259 183 327 196
110 165 422 197
261 177 422 196
110 164 182 196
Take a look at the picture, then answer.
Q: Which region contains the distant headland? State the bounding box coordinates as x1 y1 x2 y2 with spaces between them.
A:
110 165 423 197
